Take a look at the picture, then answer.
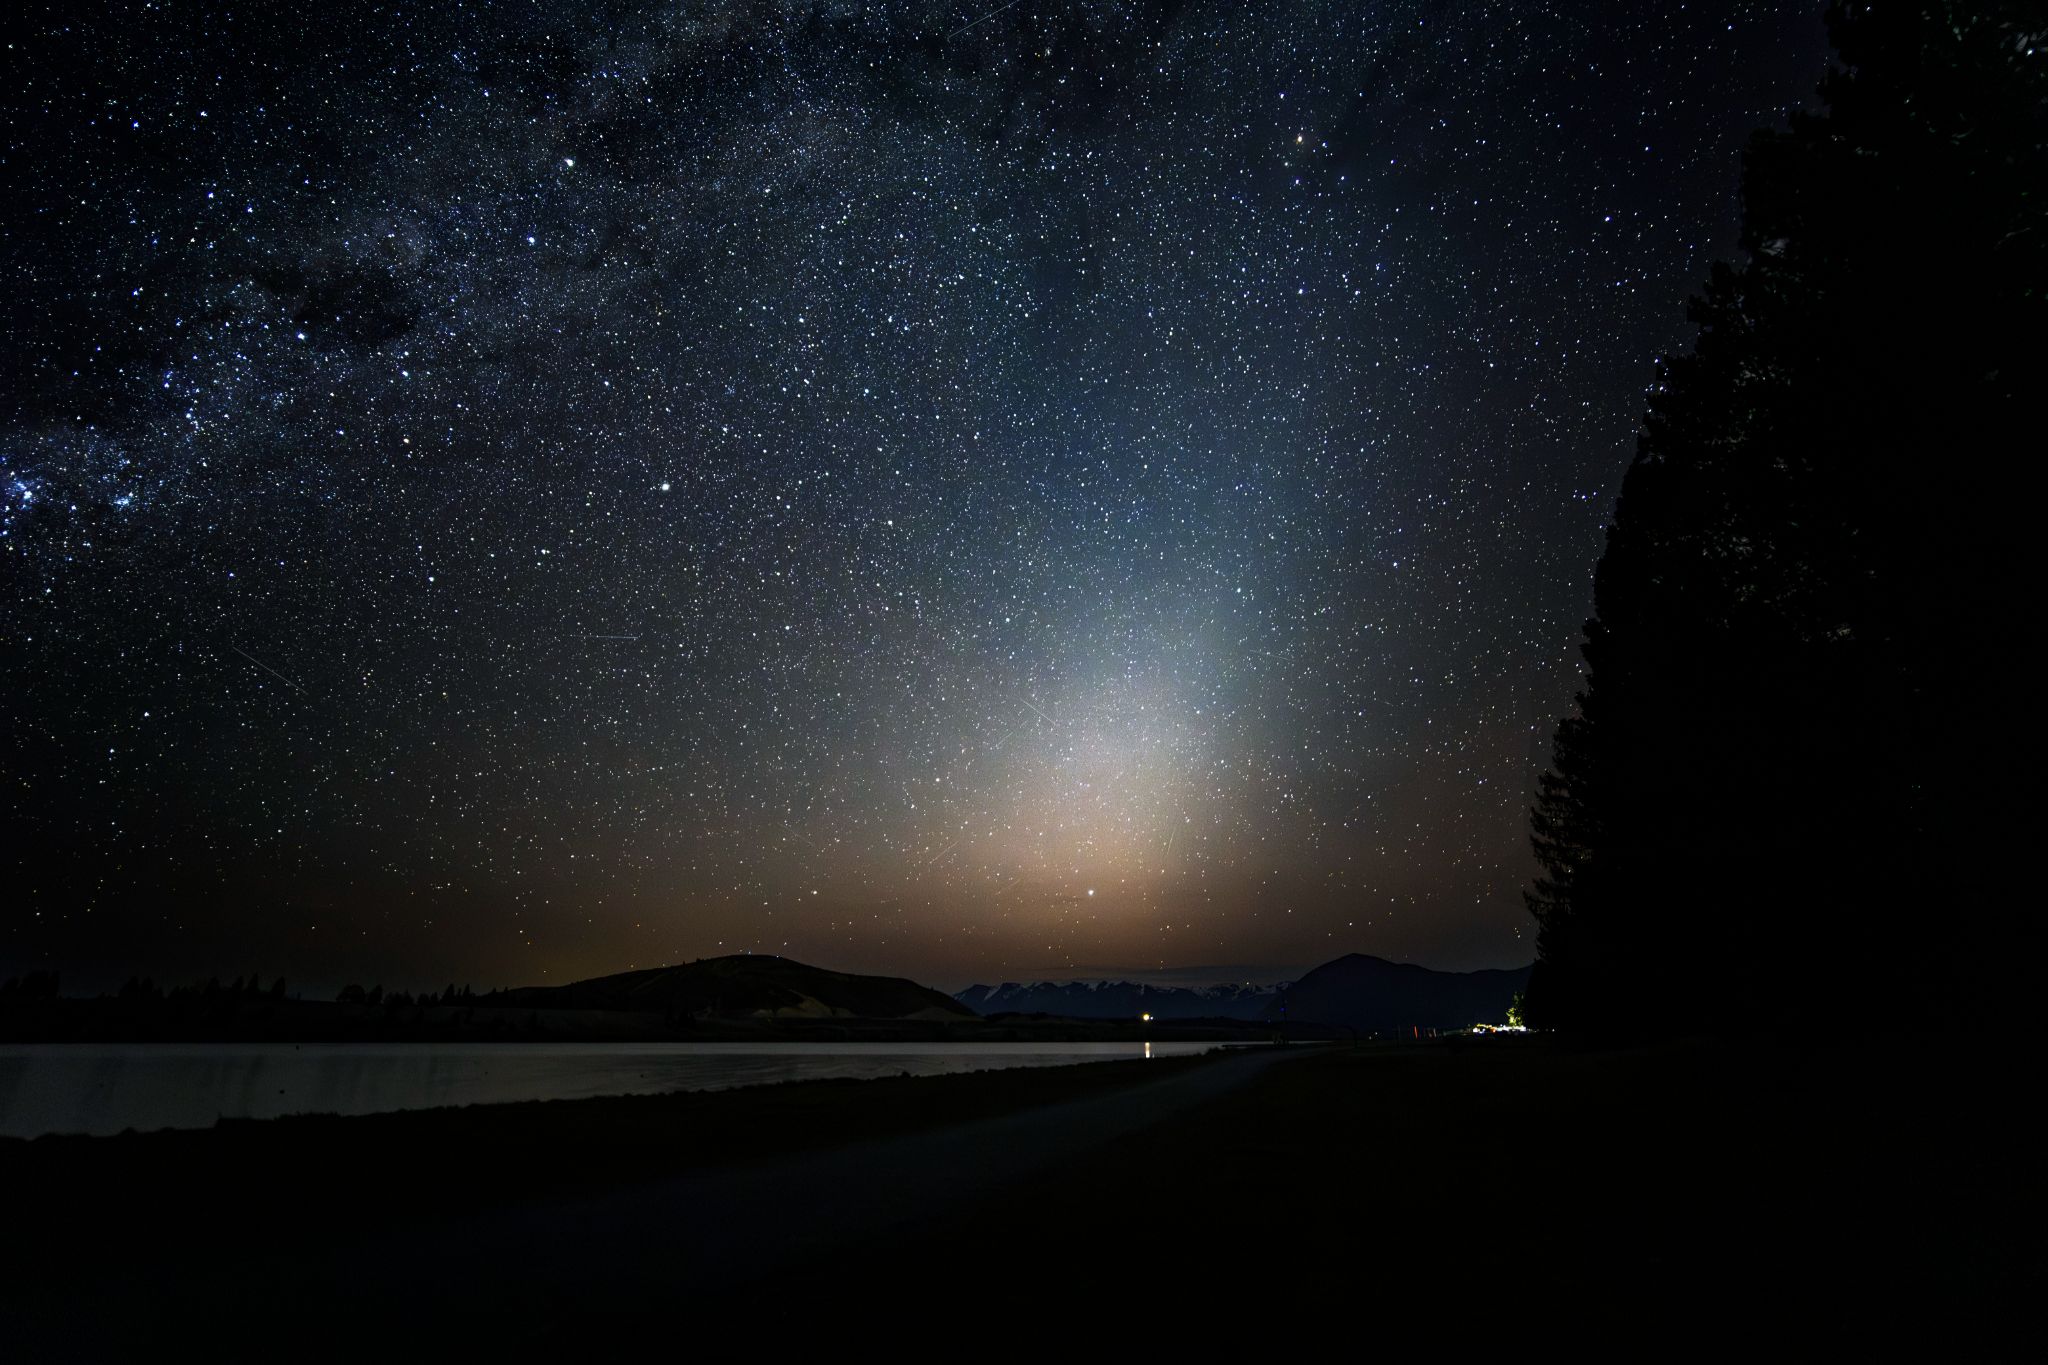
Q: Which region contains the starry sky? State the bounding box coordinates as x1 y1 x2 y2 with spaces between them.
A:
3 1 1829 993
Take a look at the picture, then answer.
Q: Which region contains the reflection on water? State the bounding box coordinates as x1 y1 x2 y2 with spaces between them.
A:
0 1041 1232 1139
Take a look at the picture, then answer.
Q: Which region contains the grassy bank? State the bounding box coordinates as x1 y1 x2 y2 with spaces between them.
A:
757 1034 2040 1348
4 1036 2036 1352
0 1047 1230 1228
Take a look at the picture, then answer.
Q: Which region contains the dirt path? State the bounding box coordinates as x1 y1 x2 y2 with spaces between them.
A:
397 1043 1313 1310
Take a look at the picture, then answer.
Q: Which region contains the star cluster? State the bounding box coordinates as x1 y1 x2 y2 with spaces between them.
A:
2 1 1827 989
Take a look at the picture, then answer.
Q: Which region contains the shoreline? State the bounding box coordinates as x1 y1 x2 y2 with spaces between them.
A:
0 995 1332 1044
2 1036 2032 1353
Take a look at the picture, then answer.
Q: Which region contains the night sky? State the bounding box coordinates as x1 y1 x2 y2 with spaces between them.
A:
3 1 1828 993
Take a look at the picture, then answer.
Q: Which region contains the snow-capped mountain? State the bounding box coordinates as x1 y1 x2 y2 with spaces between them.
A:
953 979 1286 1020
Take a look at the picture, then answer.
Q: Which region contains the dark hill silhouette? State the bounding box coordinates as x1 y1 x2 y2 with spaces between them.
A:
1263 954 1530 1033
491 955 974 1022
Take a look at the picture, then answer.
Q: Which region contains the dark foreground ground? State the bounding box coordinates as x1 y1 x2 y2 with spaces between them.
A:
3 1036 2038 1356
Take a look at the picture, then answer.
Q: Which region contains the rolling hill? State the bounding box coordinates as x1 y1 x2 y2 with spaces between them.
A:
491 955 975 1022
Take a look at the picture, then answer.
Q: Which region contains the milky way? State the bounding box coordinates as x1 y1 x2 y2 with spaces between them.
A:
3 2 1828 990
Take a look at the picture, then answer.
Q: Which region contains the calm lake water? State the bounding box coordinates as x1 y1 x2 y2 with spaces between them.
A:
0 1041 1229 1139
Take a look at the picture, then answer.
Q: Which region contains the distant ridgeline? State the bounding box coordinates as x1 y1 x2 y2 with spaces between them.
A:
954 979 1283 1021
957 955 1530 1034
3 953 1532 1041
1261 955 1531 1034
488 955 973 1022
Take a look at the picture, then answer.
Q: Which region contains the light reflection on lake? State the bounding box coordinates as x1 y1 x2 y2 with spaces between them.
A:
0 1041 1232 1139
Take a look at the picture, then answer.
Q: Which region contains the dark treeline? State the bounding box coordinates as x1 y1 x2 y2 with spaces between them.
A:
2 972 289 1003
0 973 491 1008
335 983 482 1008
0 971 63 1000
1527 1 2043 1030
113 975 287 1002
0 973 551 1044
1 970 284 1002
0 970 497 1042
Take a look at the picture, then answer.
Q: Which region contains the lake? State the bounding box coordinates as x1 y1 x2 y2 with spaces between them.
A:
0 1040 1229 1139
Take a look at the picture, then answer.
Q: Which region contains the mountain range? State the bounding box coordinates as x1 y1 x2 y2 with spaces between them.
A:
3 951 1528 1044
489 951 1529 1032
957 954 1530 1032
953 979 1284 1020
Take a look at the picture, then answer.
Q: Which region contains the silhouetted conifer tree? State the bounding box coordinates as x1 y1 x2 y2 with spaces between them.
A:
0 971 59 1000
1526 1 2043 1030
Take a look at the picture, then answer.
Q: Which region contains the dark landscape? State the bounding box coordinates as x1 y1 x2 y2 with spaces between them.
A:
0 950 1524 1042
5 1033 2036 1353
4 0 2040 1354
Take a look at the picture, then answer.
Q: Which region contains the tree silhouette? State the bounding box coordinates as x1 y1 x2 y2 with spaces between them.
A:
0 971 60 1001
1526 1 2043 1030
